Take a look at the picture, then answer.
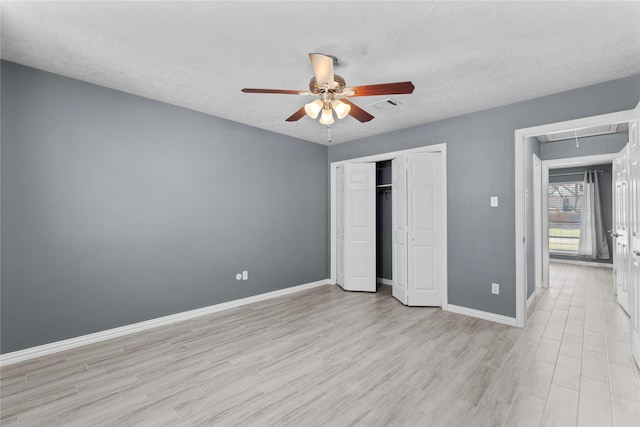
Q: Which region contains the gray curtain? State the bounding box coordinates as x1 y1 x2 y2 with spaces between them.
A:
577 170 610 259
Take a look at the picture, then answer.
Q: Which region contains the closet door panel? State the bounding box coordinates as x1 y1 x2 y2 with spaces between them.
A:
392 156 408 304
614 145 630 314
342 163 376 292
406 152 444 306
628 103 640 368
336 166 345 289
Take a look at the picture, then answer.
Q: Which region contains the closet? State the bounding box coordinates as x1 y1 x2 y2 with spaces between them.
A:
335 150 446 307
376 161 393 285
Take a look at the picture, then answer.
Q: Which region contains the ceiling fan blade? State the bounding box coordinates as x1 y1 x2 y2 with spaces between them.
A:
242 88 304 95
309 53 335 88
285 106 307 122
345 81 415 97
341 99 374 122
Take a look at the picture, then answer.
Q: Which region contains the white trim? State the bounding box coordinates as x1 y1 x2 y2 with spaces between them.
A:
533 154 543 289
377 277 393 286
0 279 330 366
549 258 614 269
330 164 337 284
445 304 518 327
544 153 619 169
441 149 449 309
330 143 447 168
330 143 448 305
515 109 635 329
527 290 537 309
542 161 550 290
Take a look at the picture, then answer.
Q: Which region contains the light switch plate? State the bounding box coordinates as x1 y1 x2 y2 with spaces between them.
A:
490 196 498 207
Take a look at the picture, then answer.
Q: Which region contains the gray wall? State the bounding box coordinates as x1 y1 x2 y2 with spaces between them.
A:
1 61 328 353
525 137 541 298
548 164 613 264
329 74 640 318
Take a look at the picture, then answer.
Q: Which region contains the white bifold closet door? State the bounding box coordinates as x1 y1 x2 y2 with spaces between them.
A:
392 156 408 304
392 152 445 306
628 102 640 368
336 163 376 292
614 145 631 315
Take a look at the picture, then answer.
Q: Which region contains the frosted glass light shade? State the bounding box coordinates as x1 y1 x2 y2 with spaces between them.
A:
332 100 351 119
319 108 334 125
304 100 323 119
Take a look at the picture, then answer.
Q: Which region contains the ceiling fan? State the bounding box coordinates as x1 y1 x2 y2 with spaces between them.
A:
241 53 415 125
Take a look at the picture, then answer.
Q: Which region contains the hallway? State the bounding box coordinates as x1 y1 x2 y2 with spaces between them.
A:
515 262 640 426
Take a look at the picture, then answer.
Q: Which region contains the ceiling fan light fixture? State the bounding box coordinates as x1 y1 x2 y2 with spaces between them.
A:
319 108 334 125
304 99 323 119
332 99 351 119
241 53 415 128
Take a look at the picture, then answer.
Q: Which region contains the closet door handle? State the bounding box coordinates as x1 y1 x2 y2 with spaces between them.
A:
634 250 640 257
612 233 621 238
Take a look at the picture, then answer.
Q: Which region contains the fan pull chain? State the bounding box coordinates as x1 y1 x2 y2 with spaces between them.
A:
327 126 332 143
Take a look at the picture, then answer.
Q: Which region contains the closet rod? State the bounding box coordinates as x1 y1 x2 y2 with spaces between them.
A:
549 169 605 177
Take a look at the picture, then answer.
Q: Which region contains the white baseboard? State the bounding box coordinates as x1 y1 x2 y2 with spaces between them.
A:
377 277 393 286
527 290 537 309
445 304 518 327
0 279 330 366
550 259 613 269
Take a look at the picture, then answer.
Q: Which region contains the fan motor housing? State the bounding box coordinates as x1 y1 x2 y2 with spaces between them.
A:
309 75 346 94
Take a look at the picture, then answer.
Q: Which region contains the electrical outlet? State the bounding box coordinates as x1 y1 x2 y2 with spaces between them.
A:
242 270 248 281
492 283 500 295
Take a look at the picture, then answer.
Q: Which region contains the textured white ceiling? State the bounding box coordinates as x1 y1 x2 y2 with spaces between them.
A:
2 1 639 145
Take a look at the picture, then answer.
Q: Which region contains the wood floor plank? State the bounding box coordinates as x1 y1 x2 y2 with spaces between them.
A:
503 392 547 427
578 376 613 427
611 395 640 427
0 355 66 381
552 354 582 391
582 348 610 384
534 336 562 365
0 416 17 427
609 363 640 405
541 383 579 427
15 391 124 427
606 338 635 368
520 359 555 400
559 333 583 359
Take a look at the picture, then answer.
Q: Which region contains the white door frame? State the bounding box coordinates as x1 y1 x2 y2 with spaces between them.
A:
532 154 542 290
330 143 448 308
515 109 635 328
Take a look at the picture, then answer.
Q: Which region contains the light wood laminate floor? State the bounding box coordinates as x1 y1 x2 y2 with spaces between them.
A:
1 263 639 426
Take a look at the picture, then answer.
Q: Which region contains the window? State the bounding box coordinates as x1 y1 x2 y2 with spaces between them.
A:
548 182 583 254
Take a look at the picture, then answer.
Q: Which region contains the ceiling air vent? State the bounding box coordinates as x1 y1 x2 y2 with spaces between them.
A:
369 98 403 111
